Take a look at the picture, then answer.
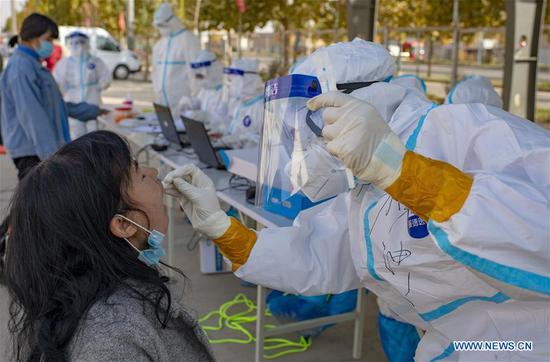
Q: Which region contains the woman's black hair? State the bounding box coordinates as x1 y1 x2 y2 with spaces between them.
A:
19 13 59 41
8 35 19 48
5 131 212 361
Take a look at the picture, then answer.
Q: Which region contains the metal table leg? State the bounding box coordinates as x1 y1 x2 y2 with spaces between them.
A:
255 285 266 362
352 288 367 359
166 195 176 270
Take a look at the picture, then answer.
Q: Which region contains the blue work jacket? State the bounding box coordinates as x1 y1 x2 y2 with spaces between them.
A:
1 45 99 159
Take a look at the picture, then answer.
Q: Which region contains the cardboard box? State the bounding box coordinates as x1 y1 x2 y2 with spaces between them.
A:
199 240 232 274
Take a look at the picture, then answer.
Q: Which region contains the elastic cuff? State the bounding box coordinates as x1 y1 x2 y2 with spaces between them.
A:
198 210 231 239
213 217 257 272
385 151 473 222
361 132 407 190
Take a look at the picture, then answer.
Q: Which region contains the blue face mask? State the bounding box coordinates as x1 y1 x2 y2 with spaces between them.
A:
36 40 54 58
116 214 166 267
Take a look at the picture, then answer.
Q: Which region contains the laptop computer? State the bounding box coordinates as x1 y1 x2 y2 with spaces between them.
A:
153 103 189 147
181 116 231 170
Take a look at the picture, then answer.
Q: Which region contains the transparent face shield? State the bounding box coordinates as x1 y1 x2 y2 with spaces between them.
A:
222 67 244 103
190 60 213 97
256 74 355 217
222 67 260 101
68 36 89 56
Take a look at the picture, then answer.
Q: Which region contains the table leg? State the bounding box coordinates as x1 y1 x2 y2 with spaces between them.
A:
238 210 246 225
166 195 176 272
353 289 367 359
255 285 266 362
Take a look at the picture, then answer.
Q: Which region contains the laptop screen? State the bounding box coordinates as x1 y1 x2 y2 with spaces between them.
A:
181 116 222 168
153 103 181 145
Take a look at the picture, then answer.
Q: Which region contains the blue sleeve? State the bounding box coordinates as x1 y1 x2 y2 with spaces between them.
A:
66 102 100 122
10 72 62 159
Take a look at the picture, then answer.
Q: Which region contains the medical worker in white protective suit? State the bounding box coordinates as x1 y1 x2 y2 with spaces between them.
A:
389 74 427 96
53 31 111 138
152 2 200 116
445 75 503 108
183 50 227 133
291 39 422 361
165 39 550 362
221 58 264 148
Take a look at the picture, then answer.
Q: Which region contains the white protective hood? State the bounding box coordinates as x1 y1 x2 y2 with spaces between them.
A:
223 58 264 103
445 75 503 108
190 50 223 96
154 2 184 35
291 38 395 92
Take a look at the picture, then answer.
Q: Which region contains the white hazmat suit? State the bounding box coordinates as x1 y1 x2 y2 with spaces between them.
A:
445 75 503 108
54 31 111 138
183 50 227 133
152 3 200 116
165 40 550 362
290 40 423 360
389 74 427 95
222 58 264 148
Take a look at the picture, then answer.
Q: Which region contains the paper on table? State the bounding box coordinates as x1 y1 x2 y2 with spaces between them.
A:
141 112 158 122
133 125 162 133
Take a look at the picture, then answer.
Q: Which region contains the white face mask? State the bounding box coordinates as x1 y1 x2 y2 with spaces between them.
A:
287 141 355 202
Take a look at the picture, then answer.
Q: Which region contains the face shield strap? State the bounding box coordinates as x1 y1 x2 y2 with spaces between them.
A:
67 32 89 40
336 81 380 94
191 59 215 69
224 67 258 76
165 14 175 23
156 13 175 27
306 110 323 137
306 81 381 136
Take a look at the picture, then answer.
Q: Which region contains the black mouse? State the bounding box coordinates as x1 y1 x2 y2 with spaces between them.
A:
151 144 168 152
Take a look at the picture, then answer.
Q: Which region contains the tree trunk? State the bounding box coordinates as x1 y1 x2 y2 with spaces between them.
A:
226 29 233 63
143 36 151 82
427 37 434 78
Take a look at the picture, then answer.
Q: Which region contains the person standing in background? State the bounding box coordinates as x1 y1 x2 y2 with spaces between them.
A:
151 2 200 116
54 31 112 138
221 58 265 148
181 50 227 133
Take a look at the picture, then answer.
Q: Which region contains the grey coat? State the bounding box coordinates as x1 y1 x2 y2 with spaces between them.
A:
68 286 214 362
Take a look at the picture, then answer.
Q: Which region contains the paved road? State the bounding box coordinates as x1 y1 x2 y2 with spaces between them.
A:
399 62 550 83
423 80 550 107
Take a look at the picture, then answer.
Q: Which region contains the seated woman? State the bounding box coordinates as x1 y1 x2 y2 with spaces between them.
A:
4 131 214 361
